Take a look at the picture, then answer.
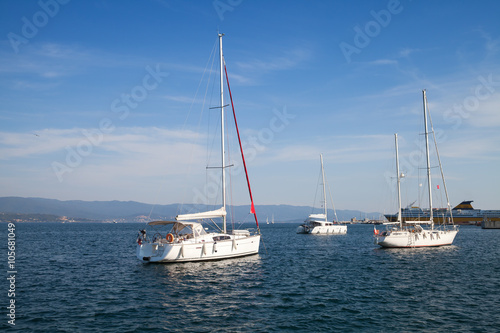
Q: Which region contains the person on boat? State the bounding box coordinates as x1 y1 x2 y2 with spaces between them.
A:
137 229 146 245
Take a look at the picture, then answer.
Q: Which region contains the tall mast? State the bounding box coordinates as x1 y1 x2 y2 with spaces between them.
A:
428 108 454 225
395 133 402 229
219 33 226 233
320 154 327 223
423 89 433 227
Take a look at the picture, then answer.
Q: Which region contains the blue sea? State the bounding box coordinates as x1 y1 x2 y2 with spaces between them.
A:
2 222 500 332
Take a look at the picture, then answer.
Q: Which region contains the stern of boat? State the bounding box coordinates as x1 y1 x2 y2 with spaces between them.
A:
136 242 172 263
296 225 309 234
136 242 154 262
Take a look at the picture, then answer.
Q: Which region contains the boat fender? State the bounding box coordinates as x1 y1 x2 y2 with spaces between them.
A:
166 233 174 243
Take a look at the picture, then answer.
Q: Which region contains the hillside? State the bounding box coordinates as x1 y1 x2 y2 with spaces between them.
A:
0 197 383 222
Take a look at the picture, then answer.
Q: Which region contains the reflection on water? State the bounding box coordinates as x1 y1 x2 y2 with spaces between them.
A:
147 254 262 282
139 255 265 317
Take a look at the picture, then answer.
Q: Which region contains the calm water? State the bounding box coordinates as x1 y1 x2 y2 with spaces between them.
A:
2 223 499 332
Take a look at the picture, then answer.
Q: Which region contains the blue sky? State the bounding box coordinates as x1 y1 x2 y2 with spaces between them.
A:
1 0 499 214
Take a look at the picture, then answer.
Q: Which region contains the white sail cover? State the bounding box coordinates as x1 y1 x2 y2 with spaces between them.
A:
175 207 226 221
308 213 326 220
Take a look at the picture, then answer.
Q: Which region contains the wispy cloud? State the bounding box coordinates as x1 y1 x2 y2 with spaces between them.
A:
236 48 311 72
0 127 203 161
368 59 398 66
475 29 500 55
0 42 160 80
468 94 500 128
398 48 419 58
439 133 500 160
161 94 198 103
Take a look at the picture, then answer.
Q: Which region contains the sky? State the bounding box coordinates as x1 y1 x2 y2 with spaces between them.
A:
0 0 499 214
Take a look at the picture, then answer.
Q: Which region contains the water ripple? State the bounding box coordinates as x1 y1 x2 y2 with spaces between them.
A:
1 223 499 332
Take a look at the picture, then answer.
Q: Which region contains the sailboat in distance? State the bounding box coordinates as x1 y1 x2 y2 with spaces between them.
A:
375 90 458 248
297 154 347 235
136 34 260 262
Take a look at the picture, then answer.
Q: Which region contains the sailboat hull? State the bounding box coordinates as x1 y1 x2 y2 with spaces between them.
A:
137 234 260 263
375 229 458 248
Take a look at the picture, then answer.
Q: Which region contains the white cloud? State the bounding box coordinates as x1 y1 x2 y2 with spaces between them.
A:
369 59 398 66
0 127 203 160
467 93 500 128
235 48 311 73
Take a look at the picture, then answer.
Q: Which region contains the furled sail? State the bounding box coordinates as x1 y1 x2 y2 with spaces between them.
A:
308 214 326 220
175 207 226 221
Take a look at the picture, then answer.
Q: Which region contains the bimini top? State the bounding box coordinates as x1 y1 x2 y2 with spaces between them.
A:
148 220 177 226
147 221 207 237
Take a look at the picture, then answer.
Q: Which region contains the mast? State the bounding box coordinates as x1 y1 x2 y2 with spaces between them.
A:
428 107 454 225
320 154 327 223
395 133 402 229
423 89 433 227
219 33 226 233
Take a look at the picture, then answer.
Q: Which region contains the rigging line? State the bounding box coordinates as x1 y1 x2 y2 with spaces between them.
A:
202 54 223 211
209 218 223 232
183 38 218 130
178 38 218 215
426 98 454 224
227 121 236 230
224 94 236 229
325 176 338 223
224 62 259 230
311 166 322 214
206 51 220 168
202 40 219 210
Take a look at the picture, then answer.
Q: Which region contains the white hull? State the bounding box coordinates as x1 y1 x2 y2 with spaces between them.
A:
298 154 346 236
137 234 260 263
297 224 347 235
136 35 261 263
375 228 458 248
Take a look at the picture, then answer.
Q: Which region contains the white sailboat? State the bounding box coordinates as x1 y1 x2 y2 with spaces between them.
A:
136 34 260 263
297 154 347 235
375 90 458 248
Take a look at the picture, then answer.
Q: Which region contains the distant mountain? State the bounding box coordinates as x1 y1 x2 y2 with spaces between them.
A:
0 197 382 222
0 212 95 223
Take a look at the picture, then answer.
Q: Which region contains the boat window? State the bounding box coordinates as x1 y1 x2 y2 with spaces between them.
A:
213 235 231 241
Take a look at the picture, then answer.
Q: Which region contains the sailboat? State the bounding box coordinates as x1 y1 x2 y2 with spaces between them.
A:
375 90 458 248
136 34 261 262
297 154 347 235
